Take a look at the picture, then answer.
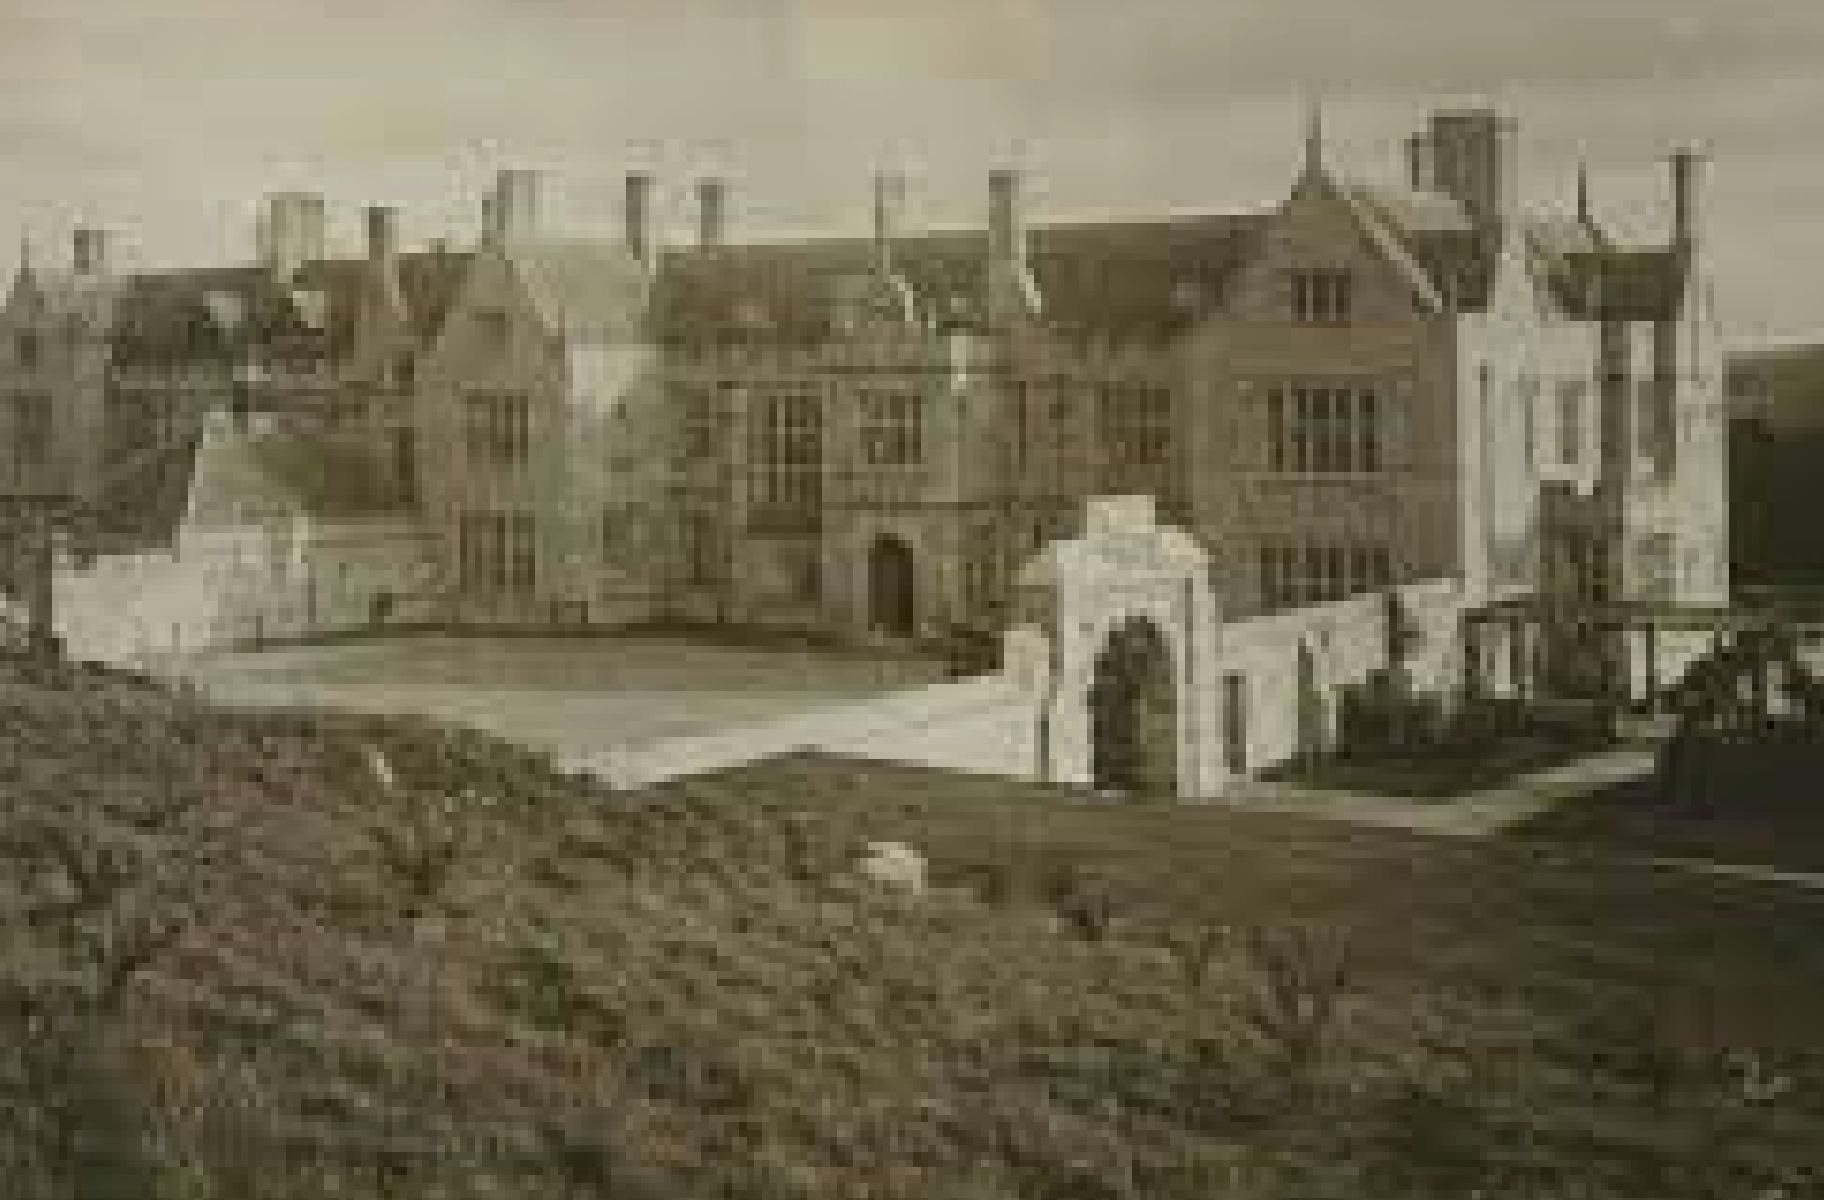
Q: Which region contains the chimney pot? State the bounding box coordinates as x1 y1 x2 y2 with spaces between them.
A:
697 177 727 249
1405 134 1434 191
625 171 655 265
488 169 541 247
1669 144 1705 252
72 227 107 275
988 167 1025 267
258 190 326 279
365 206 399 264
986 167 1035 323
873 170 905 268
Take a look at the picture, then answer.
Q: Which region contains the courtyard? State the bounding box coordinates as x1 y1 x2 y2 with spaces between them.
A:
181 631 949 767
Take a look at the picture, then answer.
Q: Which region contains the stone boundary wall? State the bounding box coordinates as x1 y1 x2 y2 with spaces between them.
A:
55 517 436 669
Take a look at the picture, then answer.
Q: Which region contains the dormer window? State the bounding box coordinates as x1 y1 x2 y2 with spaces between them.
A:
1289 269 1352 323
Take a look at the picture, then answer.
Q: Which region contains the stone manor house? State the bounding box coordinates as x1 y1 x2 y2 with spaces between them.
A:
0 106 1728 735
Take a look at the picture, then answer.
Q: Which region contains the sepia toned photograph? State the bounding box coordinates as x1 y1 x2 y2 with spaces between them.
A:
1 1 1821 1196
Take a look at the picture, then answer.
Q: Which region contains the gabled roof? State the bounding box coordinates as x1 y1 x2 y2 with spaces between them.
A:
652 211 1267 345
398 249 472 342
1349 184 1472 234
1340 180 1501 312
1525 214 1608 261
1335 183 1453 311
1521 214 1687 322
504 239 651 343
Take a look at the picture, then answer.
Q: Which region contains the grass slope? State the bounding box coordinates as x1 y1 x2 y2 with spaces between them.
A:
2 659 1821 1199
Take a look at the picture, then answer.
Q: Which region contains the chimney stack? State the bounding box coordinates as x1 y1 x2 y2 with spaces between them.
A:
696 177 727 249
1425 109 1517 229
485 169 541 248
1669 144 1705 254
986 167 1039 323
1405 134 1434 191
72 227 107 275
872 170 905 270
624 172 654 266
988 167 1026 271
258 190 326 280
365 205 399 266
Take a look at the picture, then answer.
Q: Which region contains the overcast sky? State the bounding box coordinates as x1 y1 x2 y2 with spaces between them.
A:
2 0 1820 346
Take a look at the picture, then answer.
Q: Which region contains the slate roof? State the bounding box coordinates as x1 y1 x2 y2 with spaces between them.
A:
506 239 651 343
1557 248 1687 321
1342 181 1499 312
1518 214 1687 321
105 250 473 367
651 211 1268 345
8 267 129 333
86 420 205 553
1349 184 1473 234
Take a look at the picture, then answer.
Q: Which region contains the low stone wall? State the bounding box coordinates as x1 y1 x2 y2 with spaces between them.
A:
55 517 435 668
1177 577 1468 787
569 572 1477 798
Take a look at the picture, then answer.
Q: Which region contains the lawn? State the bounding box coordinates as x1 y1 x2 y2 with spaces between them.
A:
3 658 1821 1199
181 631 947 761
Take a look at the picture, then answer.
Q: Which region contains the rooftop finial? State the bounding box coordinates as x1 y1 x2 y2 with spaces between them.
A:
1575 156 1590 224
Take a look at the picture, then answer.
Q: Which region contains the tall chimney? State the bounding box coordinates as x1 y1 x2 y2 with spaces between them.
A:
1669 144 1705 254
986 167 1037 323
1426 109 1517 228
696 177 727 249
872 170 905 271
988 167 1025 271
258 190 326 279
486 169 540 247
1405 133 1434 191
365 205 399 265
72 227 107 275
624 171 655 265
363 206 406 325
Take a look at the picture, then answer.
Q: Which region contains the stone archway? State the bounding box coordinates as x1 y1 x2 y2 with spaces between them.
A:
1089 616 1177 795
868 534 917 638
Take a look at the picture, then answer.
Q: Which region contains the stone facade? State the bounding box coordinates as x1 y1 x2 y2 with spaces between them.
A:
414 203 669 630
0 105 1730 719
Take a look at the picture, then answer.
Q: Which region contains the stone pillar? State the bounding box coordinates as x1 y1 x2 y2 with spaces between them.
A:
1643 623 1660 710
1510 616 1524 700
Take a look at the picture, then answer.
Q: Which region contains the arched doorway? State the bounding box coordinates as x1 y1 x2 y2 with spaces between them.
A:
868 535 917 638
1089 617 1178 796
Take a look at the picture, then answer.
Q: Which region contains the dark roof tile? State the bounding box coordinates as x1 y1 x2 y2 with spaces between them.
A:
652 212 1267 344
